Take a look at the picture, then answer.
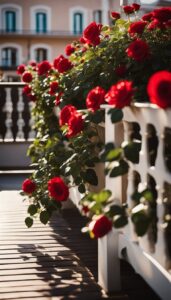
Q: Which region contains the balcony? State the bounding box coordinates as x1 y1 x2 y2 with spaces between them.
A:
0 29 82 39
0 82 170 299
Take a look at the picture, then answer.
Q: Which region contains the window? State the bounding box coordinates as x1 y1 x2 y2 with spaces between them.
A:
2 47 17 67
0 4 22 32
73 12 83 34
36 12 47 32
30 6 51 33
35 48 47 62
93 10 102 24
5 11 16 32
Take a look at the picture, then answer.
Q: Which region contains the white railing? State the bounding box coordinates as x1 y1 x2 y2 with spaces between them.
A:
0 82 35 168
98 105 171 300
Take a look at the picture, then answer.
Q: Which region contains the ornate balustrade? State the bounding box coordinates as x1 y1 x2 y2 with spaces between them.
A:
97 105 171 300
0 82 35 169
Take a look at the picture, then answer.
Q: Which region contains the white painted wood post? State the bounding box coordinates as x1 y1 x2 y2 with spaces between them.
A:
16 87 25 140
98 106 122 292
3 87 13 140
101 0 110 25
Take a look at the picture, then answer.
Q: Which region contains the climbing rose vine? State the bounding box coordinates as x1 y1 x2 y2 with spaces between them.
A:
20 5 171 238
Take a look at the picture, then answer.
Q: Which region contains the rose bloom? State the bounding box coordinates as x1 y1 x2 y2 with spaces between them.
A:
111 11 120 19
22 72 33 83
67 113 84 138
29 60 37 67
23 85 32 95
59 105 77 126
132 3 141 11
147 70 171 108
48 177 69 202
105 80 134 108
123 5 134 15
28 94 37 102
65 44 75 56
89 215 112 238
22 178 36 194
152 7 171 23
126 39 150 62
83 22 101 46
38 60 51 76
142 12 153 22
86 86 106 111
128 21 147 36
49 81 59 95
147 19 165 31
115 64 127 77
54 55 72 73
17 64 25 75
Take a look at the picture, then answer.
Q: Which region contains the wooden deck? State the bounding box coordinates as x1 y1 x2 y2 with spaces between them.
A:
0 191 160 300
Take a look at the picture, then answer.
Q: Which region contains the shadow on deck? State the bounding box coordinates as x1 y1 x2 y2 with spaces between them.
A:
0 186 161 300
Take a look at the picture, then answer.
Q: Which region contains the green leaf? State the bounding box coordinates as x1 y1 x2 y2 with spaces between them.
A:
108 108 123 124
90 110 104 124
89 201 102 214
82 168 98 186
123 141 141 164
25 217 33 228
40 211 50 225
92 189 112 203
109 159 129 177
131 204 150 236
106 148 122 161
78 184 86 194
28 204 37 216
105 204 124 217
113 214 128 228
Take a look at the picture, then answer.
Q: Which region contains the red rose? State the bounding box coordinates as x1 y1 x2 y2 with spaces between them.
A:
82 205 90 215
79 37 87 44
22 72 33 83
22 178 36 194
59 105 77 126
147 19 165 31
142 12 153 22
65 44 75 56
86 86 106 111
83 22 101 46
49 81 59 95
17 64 25 75
123 5 134 15
111 11 120 19
48 177 69 202
152 7 171 23
147 70 171 108
38 60 51 76
23 85 32 95
115 64 127 77
128 21 147 36
90 215 112 238
132 3 141 12
28 94 37 102
54 55 72 73
126 39 150 62
105 80 134 108
67 113 84 138
29 60 37 67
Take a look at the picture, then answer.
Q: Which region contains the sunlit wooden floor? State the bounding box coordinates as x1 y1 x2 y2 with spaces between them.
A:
0 191 160 300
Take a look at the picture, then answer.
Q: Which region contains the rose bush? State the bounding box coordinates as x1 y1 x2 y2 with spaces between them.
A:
20 4 171 237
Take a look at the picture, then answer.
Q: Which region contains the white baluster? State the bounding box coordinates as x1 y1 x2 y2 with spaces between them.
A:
28 101 36 139
16 87 25 140
3 87 13 140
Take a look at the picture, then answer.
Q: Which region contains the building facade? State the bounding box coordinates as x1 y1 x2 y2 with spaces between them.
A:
0 0 170 81
0 0 121 81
